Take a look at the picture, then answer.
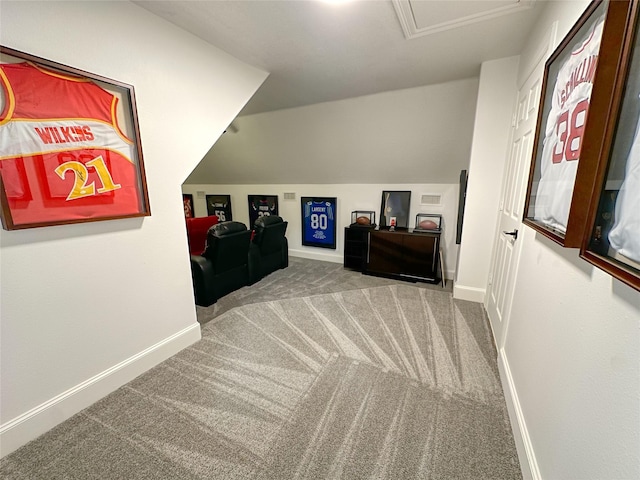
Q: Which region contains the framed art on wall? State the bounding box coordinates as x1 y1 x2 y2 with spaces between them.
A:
579 0 640 292
206 194 232 222
380 191 411 229
248 194 278 227
522 0 608 247
301 196 337 249
182 194 194 219
0 46 150 230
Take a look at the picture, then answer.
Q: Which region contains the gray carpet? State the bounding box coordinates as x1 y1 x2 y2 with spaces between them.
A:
197 256 452 324
0 258 521 479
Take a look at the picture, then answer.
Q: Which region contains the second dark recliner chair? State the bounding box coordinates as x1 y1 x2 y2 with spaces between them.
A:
248 215 288 284
190 221 252 307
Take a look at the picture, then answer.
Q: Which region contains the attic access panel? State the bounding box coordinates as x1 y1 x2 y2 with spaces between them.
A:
394 0 533 39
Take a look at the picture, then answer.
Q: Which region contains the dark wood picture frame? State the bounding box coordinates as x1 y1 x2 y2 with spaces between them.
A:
380 190 411 229
522 0 611 247
0 46 150 230
301 196 337 249
247 194 278 228
579 0 640 292
206 194 232 222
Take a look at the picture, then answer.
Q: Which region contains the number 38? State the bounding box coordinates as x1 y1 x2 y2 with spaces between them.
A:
552 99 589 164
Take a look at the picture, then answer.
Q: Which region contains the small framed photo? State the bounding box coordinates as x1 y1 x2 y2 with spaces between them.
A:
522 0 608 247
206 194 232 222
301 196 337 249
0 46 150 230
248 194 278 228
414 213 442 231
380 191 411 229
182 194 194 219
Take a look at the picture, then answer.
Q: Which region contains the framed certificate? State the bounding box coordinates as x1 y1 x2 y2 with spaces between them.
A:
0 46 150 230
301 196 337 249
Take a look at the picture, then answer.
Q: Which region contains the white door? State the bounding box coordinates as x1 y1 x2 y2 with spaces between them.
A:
486 57 546 347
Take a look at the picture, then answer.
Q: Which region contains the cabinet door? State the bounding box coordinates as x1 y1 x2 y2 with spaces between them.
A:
403 234 437 278
368 231 403 274
344 228 369 270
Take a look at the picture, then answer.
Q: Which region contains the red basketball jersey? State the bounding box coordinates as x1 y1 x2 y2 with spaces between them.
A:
0 62 142 226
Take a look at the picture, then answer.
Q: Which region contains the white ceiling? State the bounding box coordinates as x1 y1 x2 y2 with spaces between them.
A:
134 0 544 116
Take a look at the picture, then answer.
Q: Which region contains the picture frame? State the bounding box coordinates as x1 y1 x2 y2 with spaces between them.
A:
0 46 150 230
579 0 640 292
247 194 278 228
182 194 194 219
206 194 232 222
380 190 411 229
522 0 609 247
301 196 337 249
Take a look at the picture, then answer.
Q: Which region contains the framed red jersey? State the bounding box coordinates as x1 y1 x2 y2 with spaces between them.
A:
0 46 150 230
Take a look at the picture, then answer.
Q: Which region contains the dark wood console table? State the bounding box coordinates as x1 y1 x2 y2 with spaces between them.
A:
344 227 441 284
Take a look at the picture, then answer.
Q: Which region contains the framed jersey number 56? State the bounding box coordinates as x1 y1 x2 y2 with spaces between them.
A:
0 46 150 230
301 196 337 249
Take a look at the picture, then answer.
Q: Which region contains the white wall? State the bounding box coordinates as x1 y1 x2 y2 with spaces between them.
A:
183 183 459 279
0 1 267 457
185 78 479 185
487 1 640 479
454 56 520 302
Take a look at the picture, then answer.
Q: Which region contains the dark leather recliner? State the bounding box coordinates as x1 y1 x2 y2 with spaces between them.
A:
248 215 288 284
190 221 252 306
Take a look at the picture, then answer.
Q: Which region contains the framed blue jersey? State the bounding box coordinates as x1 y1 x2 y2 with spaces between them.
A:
301 196 337 249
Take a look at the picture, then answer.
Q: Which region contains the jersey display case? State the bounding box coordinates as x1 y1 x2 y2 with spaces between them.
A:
579 0 640 292
0 46 150 230
301 196 337 249
522 0 630 248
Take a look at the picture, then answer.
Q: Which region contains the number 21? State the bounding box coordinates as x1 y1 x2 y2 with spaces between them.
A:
54 156 121 201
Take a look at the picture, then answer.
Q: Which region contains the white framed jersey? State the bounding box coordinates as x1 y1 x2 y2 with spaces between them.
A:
608 109 640 263
534 15 605 233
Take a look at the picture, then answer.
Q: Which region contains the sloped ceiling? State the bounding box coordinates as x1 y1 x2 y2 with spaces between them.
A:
134 0 544 185
135 0 542 116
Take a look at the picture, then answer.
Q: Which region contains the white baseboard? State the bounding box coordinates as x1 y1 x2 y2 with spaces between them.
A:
498 348 541 480
0 323 201 459
452 284 485 303
289 249 342 264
